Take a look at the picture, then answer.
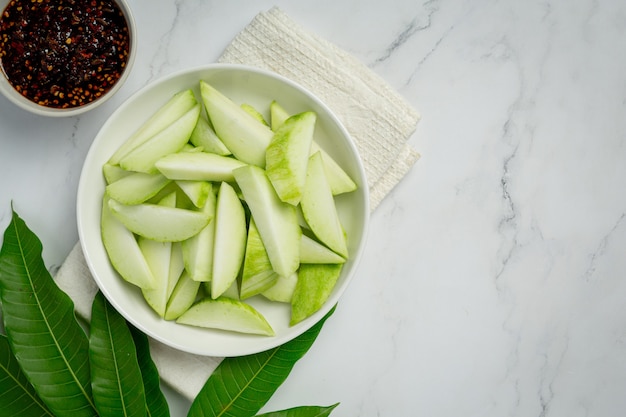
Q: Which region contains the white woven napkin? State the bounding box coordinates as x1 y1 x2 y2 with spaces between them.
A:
219 7 420 209
55 7 421 401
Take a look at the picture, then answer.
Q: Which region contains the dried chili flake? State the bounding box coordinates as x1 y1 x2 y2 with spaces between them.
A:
0 0 130 109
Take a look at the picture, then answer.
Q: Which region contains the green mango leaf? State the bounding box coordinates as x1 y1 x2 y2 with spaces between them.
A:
187 306 336 417
0 209 98 417
89 291 147 417
255 403 339 417
0 333 54 416
129 324 171 417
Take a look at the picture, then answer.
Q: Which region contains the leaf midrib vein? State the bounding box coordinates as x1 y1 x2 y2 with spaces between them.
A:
0 358 55 416
103 300 130 417
217 348 280 417
14 220 97 412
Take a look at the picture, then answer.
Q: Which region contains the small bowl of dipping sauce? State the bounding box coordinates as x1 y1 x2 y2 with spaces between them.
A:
0 0 136 117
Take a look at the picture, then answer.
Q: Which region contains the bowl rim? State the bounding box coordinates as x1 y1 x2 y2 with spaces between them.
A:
0 0 137 117
77 63 371 357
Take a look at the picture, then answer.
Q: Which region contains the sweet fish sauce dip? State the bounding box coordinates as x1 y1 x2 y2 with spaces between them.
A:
0 0 130 109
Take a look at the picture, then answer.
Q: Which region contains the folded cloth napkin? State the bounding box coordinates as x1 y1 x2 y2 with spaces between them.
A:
219 7 421 210
55 7 421 401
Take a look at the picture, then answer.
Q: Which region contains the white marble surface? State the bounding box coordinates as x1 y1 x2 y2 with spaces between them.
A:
2 0 626 415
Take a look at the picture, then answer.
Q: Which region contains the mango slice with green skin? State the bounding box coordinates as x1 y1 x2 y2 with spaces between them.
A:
300 151 348 258
107 198 211 242
267 100 357 195
290 263 343 326
164 271 201 321
105 171 171 205
189 113 231 156
211 182 247 299
138 237 172 317
266 111 316 206
101 196 155 290
200 80 274 167
137 190 177 317
311 142 358 195
142 241 185 318
261 272 297 303
155 151 246 182
240 218 279 300
181 184 217 283
108 89 198 165
119 103 201 173
233 165 301 277
269 100 290 131
299 233 346 264
102 163 132 184
240 103 270 126
176 297 275 336
167 243 185 296
205 280 240 301
175 180 212 208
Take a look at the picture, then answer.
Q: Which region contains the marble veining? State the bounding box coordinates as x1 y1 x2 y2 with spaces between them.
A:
373 0 441 66
2 0 626 415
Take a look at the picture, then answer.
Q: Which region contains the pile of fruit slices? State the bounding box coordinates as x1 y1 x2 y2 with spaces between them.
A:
100 80 357 336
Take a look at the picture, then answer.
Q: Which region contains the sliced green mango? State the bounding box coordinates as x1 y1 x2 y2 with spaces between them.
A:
233 165 301 277
211 182 247 299
138 237 172 317
155 151 246 182
300 152 348 258
105 172 171 205
101 196 155 289
269 100 290 132
119 103 201 173
107 199 211 242
181 184 217 282
176 180 212 208
240 218 279 299
189 113 232 156
267 100 356 195
261 272 297 303
176 297 274 336
164 271 200 321
290 263 342 325
200 81 273 167
142 241 185 318
266 111 316 206
300 233 346 264
109 89 198 164
240 103 269 126
102 163 132 184
310 142 357 195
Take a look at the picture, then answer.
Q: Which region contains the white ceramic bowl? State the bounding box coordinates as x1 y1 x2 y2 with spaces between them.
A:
0 0 136 117
77 64 370 357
